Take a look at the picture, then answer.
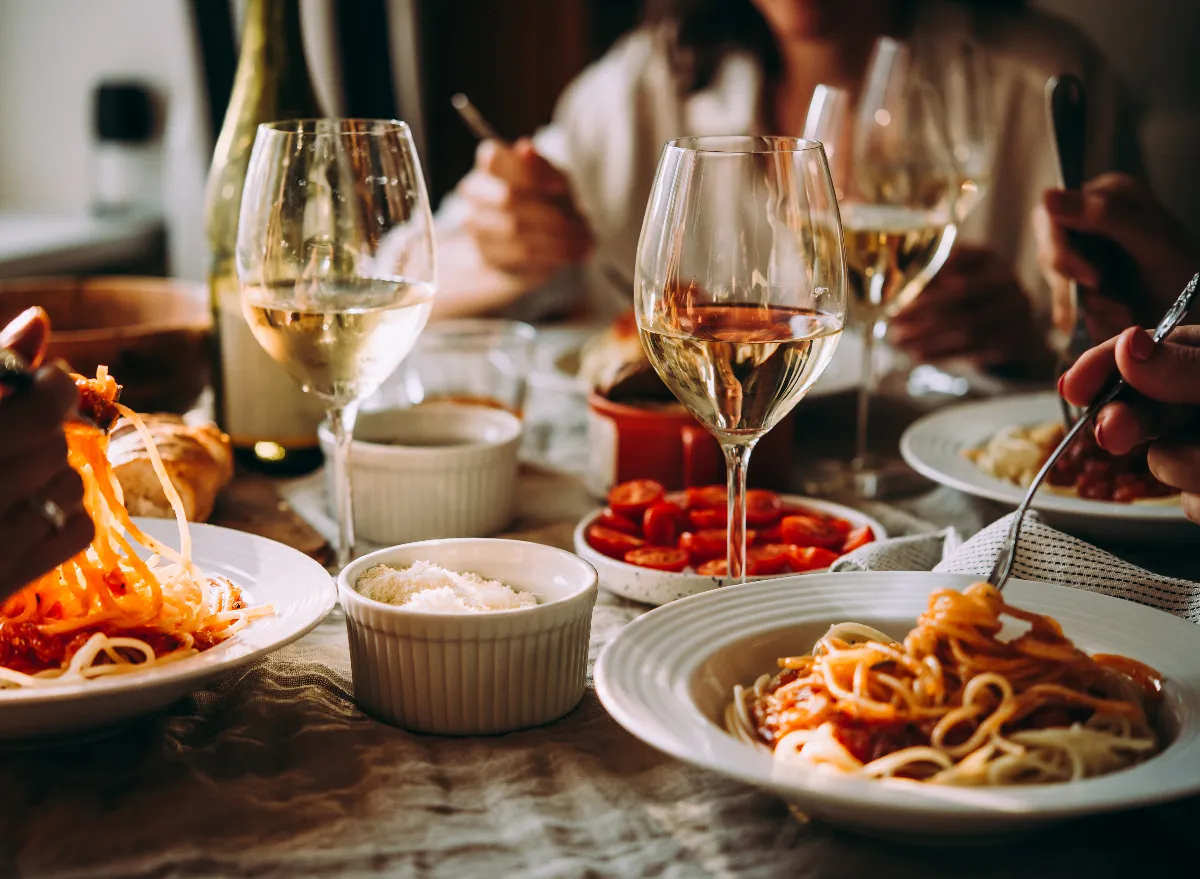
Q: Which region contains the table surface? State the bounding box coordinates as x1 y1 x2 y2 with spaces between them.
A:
2 351 1199 877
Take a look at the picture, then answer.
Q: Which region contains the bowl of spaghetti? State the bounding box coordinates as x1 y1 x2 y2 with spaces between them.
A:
0 368 335 740
595 572 1200 840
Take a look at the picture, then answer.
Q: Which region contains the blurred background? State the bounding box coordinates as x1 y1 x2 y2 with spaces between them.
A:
0 0 1197 283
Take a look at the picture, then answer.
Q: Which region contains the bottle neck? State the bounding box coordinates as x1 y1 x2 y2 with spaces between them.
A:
237 0 320 118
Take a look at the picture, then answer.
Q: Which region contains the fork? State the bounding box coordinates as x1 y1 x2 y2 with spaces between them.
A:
1046 74 1089 429
989 272 1199 590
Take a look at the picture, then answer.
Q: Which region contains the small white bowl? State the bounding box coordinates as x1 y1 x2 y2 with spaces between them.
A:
338 538 598 735
320 404 521 545
574 494 888 606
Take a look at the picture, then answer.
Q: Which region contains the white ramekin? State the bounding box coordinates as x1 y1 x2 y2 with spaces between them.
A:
338 539 598 735
319 404 521 546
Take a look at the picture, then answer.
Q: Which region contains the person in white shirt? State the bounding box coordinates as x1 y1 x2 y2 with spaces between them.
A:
435 0 1138 375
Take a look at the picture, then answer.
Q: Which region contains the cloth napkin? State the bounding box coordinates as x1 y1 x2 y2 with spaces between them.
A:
832 511 1200 624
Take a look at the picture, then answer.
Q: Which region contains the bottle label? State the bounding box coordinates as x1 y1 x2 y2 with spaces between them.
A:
215 276 325 447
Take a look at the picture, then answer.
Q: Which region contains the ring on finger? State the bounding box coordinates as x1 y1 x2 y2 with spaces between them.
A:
28 493 69 533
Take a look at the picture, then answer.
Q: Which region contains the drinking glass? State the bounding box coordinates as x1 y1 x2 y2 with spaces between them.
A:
805 39 959 496
236 119 436 570
634 136 846 582
366 318 536 416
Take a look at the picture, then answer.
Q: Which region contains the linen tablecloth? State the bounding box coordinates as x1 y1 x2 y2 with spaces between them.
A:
2 470 1196 878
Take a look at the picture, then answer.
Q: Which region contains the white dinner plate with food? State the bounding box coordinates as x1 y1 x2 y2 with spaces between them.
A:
0 518 336 741
900 392 1191 542
595 572 1200 841
574 490 886 606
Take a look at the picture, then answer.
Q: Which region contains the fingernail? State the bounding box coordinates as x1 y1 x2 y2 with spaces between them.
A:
1128 328 1155 362
1056 373 1065 396
1094 420 1105 448
0 307 40 346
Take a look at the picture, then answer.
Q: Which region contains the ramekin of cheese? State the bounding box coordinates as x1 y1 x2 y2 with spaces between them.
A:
338 538 598 735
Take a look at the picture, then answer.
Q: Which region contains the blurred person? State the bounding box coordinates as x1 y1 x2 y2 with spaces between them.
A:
434 0 1138 375
1049 176 1200 523
0 308 94 600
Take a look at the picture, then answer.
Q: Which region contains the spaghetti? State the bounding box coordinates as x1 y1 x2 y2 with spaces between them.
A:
0 368 271 688
726 582 1161 785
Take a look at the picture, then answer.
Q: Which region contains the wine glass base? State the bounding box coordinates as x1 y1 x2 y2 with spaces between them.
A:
799 458 930 500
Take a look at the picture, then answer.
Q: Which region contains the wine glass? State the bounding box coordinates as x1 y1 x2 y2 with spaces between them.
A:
930 38 998 223
804 39 959 497
634 136 846 583
236 119 436 570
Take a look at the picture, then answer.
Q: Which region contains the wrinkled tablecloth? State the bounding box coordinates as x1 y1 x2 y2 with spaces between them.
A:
2 470 1197 878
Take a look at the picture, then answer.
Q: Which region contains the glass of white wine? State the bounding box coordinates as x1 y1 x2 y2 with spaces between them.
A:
236 119 436 569
635 136 846 583
805 39 959 496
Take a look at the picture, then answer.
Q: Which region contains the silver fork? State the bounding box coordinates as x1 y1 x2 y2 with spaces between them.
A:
989 272 1199 590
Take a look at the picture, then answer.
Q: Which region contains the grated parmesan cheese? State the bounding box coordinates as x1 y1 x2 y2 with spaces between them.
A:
355 561 538 613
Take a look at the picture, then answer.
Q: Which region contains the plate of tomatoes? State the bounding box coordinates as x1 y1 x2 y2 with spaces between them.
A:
573 479 887 606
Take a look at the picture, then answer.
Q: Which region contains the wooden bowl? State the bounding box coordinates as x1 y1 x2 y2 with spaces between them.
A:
0 276 211 413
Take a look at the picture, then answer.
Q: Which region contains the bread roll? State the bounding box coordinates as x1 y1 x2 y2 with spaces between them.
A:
108 414 234 522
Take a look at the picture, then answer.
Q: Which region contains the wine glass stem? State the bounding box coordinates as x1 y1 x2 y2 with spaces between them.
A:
722 440 756 584
327 401 360 571
854 322 876 469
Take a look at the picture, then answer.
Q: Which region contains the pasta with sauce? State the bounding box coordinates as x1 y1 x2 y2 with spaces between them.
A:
0 368 270 688
725 583 1161 785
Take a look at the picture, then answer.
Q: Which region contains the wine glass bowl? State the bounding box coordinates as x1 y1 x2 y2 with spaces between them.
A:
236 118 436 569
805 40 961 492
634 136 846 582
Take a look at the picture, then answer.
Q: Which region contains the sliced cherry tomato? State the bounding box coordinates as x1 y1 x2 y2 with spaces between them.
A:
755 524 784 544
679 528 757 563
827 517 854 537
685 485 727 509
747 544 790 575
745 489 783 526
586 525 644 559
841 525 875 553
679 529 726 563
607 479 665 519
688 507 726 529
624 546 689 573
696 558 728 576
780 515 844 549
644 501 685 546
597 507 640 535
787 545 840 572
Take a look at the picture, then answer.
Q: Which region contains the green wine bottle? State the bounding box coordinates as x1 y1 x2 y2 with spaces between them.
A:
203 0 327 475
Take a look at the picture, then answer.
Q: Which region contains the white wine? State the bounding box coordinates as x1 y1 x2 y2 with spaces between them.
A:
840 204 953 325
639 304 842 442
243 279 434 406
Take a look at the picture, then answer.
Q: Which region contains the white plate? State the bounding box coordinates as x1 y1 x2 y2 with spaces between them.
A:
574 495 887 606
900 392 1192 542
0 518 336 741
595 572 1200 841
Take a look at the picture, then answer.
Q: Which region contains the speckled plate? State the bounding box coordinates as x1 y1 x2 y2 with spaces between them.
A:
573 495 887 606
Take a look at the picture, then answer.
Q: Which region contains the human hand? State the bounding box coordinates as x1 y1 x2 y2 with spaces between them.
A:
889 244 1049 370
1061 324 1200 524
457 137 594 290
1035 173 1199 342
0 307 94 599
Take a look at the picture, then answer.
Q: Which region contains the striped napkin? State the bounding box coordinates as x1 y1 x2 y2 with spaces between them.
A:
832 511 1200 624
